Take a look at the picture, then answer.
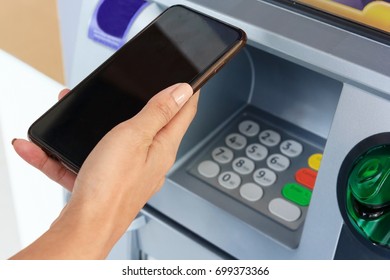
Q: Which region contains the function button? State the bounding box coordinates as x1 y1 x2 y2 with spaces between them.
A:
295 168 317 190
232 157 255 175
218 171 241 189
267 154 290 172
212 147 234 164
268 198 301 222
225 133 247 150
238 120 260 137
253 168 277 187
282 183 312 207
240 183 263 202
280 139 303 158
246 143 268 161
259 129 281 147
197 160 220 178
308 153 323 171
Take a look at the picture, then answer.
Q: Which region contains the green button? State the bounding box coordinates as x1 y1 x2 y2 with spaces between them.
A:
282 183 312 206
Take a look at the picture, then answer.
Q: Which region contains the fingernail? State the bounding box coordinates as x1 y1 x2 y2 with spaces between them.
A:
11 138 17 145
171 83 193 107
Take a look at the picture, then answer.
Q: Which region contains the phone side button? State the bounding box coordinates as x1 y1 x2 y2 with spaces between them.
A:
213 61 226 73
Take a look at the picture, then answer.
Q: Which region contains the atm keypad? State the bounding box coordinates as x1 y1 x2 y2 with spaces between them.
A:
189 110 323 230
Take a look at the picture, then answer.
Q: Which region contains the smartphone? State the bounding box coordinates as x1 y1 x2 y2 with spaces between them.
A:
28 5 246 173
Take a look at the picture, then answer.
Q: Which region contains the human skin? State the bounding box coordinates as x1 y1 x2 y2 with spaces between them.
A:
10 83 199 259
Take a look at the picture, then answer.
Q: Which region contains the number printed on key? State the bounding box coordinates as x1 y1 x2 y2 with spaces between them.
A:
225 133 247 150
259 130 281 147
246 143 268 161
218 171 241 189
280 140 303 157
267 154 290 172
253 168 277 187
232 157 255 175
212 146 234 164
238 120 260 137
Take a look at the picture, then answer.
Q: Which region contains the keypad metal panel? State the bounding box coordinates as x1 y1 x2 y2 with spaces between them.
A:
188 106 323 231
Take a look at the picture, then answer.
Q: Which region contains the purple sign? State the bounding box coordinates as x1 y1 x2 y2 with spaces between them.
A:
88 0 149 49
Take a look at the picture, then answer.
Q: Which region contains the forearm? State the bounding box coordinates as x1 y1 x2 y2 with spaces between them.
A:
10 224 109 260
10 200 136 260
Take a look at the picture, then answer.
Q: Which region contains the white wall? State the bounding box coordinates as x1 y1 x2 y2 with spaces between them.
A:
0 50 64 259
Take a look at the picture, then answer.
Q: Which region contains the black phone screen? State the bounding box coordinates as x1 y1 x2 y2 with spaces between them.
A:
29 5 245 171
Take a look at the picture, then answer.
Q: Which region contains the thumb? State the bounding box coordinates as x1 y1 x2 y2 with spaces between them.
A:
130 83 193 136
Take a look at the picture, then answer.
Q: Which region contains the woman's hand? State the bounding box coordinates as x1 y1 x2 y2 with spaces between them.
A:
11 83 198 259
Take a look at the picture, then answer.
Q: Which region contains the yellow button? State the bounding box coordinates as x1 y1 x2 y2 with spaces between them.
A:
308 153 322 171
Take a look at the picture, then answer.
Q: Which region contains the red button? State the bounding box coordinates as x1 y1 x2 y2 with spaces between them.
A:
295 168 317 190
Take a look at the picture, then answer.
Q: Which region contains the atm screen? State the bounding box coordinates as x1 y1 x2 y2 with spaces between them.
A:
294 0 390 34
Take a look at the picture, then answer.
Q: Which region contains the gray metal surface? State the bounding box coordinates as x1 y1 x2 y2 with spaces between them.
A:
247 46 343 139
182 106 324 248
298 84 390 259
136 207 231 260
152 0 390 96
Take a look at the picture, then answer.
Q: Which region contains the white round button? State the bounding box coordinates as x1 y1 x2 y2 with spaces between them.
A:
280 140 303 157
232 157 255 175
268 198 301 222
238 120 260 137
253 168 277 187
267 153 290 172
218 171 241 189
197 160 220 178
240 183 263 202
225 133 247 150
259 129 281 147
246 143 268 161
212 147 234 164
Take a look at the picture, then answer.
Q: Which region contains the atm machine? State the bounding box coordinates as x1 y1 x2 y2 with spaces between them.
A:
57 0 390 259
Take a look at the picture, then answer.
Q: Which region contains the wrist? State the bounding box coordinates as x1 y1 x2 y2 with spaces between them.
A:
49 198 128 259
10 196 133 260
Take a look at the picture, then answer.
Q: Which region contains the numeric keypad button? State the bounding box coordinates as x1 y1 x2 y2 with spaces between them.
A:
259 129 281 147
240 183 263 202
212 147 234 164
232 157 255 175
218 171 241 189
238 120 260 137
280 140 303 158
267 154 290 172
197 160 220 178
225 133 247 150
268 198 301 222
253 168 277 187
246 143 268 161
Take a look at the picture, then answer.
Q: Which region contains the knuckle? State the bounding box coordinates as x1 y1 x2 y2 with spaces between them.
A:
152 98 176 125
